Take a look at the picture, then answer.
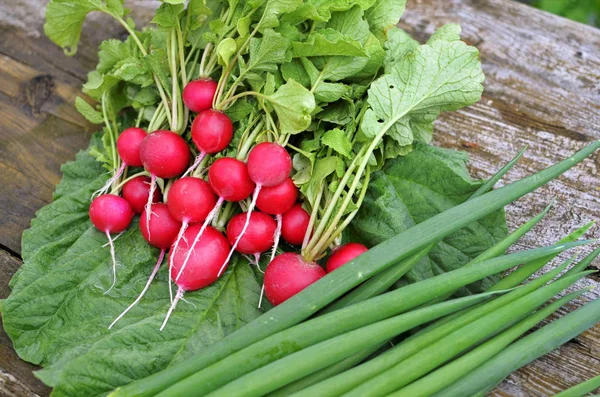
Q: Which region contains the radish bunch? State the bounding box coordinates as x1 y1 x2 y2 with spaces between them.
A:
87 76 367 330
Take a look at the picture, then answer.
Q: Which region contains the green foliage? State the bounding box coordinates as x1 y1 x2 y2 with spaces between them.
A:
351 144 507 289
1 139 263 397
532 0 600 27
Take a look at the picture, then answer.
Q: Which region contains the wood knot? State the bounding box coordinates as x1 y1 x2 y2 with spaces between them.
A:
22 74 55 116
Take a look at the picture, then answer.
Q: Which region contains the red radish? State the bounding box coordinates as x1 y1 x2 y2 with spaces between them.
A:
223 144 292 279
173 158 255 284
117 127 147 167
161 225 230 330
93 127 147 197
247 142 292 187
167 177 217 296
281 204 311 246
140 130 191 179
109 204 181 329
208 158 255 202
256 178 298 215
226 212 276 262
89 194 134 293
139 130 191 236
256 178 299 289
167 177 217 223
121 176 161 214
326 242 369 273
140 203 182 250
185 110 233 176
182 78 218 113
264 253 325 306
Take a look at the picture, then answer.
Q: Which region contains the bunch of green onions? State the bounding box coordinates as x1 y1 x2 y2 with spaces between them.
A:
111 141 600 397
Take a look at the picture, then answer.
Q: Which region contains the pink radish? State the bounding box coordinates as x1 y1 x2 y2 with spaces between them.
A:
89 194 134 293
256 177 298 257
281 204 311 246
254 177 298 304
264 253 325 306
121 176 161 214
94 127 147 197
185 110 233 176
208 158 255 202
247 142 292 187
182 78 218 113
226 212 276 266
174 158 256 283
109 203 181 329
167 177 217 299
326 242 369 273
224 143 292 279
161 225 230 330
139 130 191 236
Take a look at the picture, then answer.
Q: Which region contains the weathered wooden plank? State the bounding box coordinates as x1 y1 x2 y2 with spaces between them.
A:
0 368 40 397
400 0 600 395
0 251 50 396
0 0 156 255
0 0 598 396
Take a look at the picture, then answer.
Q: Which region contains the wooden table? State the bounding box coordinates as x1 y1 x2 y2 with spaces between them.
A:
0 0 598 395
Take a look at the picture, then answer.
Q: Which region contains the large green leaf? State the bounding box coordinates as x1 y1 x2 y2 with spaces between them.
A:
350 144 508 290
1 138 263 397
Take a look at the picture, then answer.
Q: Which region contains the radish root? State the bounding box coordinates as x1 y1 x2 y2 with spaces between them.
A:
104 230 118 295
169 220 189 303
144 174 157 238
108 249 166 329
160 286 184 331
218 186 261 277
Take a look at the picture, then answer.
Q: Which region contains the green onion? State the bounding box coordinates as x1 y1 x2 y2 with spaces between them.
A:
554 375 600 397
322 244 434 312
342 272 591 397
433 293 600 397
204 293 506 397
295 252 583 397
492 220 595 291
389 289 589 397
326 149 536 313
109 141 600 397
156 244 581 397
266 345 382 397
469 145 527 199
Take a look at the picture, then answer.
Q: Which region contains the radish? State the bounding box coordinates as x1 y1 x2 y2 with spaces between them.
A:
281 204 311 246
93 127 147 197
89 194 134 293
208 158 256 202
247 142 292 188
139 130 191 236
109 203 181 329
167 177 217 298
174 158 256 283
264 252 326 306
161 225 230 331
182 78 218 113
224 143 292 279
254 178 298 305
226 212 276 266
326 242 369 273
121 176 161 214
256 178 298 216
185 110 233 176
256 177 298 258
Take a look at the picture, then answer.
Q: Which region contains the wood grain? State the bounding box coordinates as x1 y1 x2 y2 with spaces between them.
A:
0 0 598 396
